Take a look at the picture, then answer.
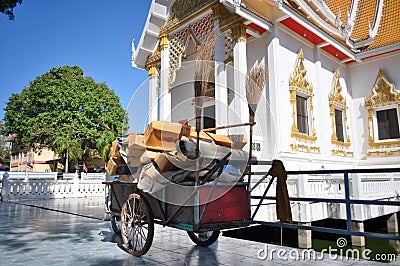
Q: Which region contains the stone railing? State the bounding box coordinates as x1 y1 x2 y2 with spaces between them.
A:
1 173 105 201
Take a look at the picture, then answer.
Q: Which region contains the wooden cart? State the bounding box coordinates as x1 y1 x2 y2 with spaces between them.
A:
103 156 255 257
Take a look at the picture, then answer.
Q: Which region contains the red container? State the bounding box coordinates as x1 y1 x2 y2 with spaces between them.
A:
199 185 250 224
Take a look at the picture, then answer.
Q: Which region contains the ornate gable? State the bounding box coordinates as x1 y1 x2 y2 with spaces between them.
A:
365 69 400 108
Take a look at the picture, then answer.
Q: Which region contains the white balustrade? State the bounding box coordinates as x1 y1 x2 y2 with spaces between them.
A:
1 174 105 201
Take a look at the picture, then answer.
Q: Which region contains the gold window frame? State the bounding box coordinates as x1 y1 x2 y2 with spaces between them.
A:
289 49 319 153
329 69 353 157
364 69 400 156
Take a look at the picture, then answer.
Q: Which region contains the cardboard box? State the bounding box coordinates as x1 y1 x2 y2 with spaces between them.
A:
140 150 159 164
207 133 233 148
109 140 121 158
106 157 128 176
144 121 184 151
154 152 178 173
228 134 248 150
127 134 146 157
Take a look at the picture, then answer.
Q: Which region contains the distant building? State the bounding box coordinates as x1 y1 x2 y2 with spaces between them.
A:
10 147 105 173
10 147 59 172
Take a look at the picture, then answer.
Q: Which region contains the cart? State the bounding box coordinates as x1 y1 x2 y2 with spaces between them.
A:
103 154 265 257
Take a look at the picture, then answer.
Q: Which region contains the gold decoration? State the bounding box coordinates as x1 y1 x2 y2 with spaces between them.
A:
160 34 169 50
329 69 352 157
231 22 247 43
364 69 400 156
146 46 161 68
289 49 319 153
160 0 215 35
213 3 243 32
148 65 158 79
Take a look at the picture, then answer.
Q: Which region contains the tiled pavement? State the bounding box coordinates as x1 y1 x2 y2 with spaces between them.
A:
0 198 396 265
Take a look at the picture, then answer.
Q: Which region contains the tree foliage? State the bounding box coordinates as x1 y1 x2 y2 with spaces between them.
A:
1 0 22 20
2 65 127 169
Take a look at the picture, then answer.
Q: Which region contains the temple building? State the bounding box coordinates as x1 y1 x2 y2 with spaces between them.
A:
132 0 400 247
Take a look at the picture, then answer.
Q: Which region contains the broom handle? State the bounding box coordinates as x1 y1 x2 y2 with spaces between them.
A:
201 122 255 133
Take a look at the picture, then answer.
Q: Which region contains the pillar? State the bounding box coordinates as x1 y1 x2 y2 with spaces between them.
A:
212 6 228 134
231 22 249 136
351 221 365 247
148 65 159 123
159 34 171 122
298 222 312 249
387 212 400 252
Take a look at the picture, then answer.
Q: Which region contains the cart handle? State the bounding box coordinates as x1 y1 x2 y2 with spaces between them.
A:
201 122 255 132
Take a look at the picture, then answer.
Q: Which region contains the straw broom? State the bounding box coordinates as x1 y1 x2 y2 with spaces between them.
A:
245 64 266 177
194 33 216 183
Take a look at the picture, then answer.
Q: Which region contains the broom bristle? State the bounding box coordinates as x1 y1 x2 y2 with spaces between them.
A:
246 64 266 105
194 33 216 98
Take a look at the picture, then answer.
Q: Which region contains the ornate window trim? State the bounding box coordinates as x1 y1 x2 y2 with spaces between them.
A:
329 69 353 157
289 49 320 153
364 69 400 156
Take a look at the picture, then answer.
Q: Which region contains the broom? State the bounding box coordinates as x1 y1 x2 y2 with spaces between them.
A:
194 33 216 183
245 64 266 180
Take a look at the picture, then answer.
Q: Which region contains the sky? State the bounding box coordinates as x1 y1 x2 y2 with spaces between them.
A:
0 0 152 132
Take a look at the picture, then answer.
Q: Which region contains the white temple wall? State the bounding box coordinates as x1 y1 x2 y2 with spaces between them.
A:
348 51 400 166
171 63 195 125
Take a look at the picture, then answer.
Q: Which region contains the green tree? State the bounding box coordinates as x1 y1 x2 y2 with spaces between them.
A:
2 65 127 172
1 0 23 20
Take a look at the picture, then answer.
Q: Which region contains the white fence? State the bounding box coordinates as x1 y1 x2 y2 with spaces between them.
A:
0 171 106 201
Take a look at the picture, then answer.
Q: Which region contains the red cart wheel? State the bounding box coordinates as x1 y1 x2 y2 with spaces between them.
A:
110 215 121 234
120 193 154 256
187 230 220 247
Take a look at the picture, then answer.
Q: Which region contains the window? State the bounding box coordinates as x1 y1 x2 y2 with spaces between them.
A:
296 95 309 134
376 108 400 140
334 109 344 142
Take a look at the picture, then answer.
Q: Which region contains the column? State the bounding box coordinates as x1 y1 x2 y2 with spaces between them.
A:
231 22 249 135
351 221 365 247
298 222 312 249
213 6 228 134
148 65 159 123
159 34 171 122
266 24 280 155
387 212 400 252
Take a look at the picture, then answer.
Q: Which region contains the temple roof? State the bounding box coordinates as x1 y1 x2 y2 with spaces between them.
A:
132 0 399 69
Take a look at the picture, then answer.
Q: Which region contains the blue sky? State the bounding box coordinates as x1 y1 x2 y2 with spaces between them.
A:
0 0 152 132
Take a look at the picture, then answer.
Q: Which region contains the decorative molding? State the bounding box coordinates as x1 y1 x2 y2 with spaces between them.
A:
148 65 158 79
160 0 215 35
146 46 161 69
364 69 400 156
289 49 319 153
230 22 247 43
329 69 352 157
160 34 169 50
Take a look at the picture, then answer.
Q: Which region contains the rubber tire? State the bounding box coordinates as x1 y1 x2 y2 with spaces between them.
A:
187 230 220 247
121 193 154 256
110 215 121 234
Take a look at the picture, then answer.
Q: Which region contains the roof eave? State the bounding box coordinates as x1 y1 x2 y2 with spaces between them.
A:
132 0 173 70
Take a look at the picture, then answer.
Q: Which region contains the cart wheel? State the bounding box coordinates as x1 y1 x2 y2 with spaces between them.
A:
110 215 121 234
120 193 154 257
187 230 220 247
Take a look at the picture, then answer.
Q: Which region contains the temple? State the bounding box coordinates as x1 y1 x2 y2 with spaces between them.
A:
132 0 400 247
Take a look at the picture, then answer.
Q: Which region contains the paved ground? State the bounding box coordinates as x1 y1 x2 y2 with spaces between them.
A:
0 197 397 265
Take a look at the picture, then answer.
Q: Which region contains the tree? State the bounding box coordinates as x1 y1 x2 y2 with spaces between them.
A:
2 65 127 172
1 0 23 20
